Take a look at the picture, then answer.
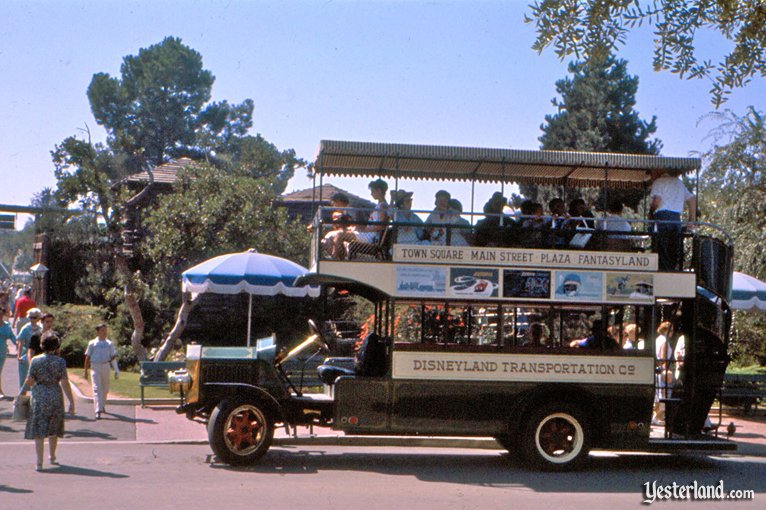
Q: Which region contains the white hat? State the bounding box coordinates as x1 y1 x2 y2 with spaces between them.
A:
27 307 43 319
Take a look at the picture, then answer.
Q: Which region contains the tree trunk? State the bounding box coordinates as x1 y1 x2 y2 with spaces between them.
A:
154 292 198 361
115 254 147 361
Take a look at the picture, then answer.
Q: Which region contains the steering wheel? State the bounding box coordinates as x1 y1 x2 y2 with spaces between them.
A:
308 319 331 353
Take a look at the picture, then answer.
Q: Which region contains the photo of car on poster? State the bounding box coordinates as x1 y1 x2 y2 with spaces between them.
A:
448 267 499 297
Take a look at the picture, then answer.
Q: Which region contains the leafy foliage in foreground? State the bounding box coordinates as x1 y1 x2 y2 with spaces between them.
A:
526 0 766 107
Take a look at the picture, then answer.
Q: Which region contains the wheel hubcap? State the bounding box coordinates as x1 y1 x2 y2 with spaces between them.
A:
535 412 584 464
224 405 266 456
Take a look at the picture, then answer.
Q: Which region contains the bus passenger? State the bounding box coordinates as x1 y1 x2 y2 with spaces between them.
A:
564 198 595 230
519 200 546 248
391 190 425 244
331 179 389 257
521 322 550 347
597 199 632 251
649 170 696 271
547 197 568 248
424 190 452 244
653 321 675 424
569 319 619 349
622 323 644 350
319 193 352 258
446 199 471 246
474 192 509 247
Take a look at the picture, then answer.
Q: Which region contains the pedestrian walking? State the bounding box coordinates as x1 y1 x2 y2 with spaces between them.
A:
83 324 119 419
25 334 76 471
0 306 17 398
16 308 43 389
12 288 36 332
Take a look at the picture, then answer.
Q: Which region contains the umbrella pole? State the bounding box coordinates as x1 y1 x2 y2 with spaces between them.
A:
247 293 253 347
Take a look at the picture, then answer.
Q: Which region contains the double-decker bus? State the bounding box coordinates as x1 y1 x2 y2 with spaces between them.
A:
175 140 735 470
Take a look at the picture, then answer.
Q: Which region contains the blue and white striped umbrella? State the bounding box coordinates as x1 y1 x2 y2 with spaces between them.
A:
182 249 320 345
731 271 766 312
182 249 320 298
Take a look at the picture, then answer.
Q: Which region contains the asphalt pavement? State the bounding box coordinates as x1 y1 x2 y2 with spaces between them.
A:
2 353 766 456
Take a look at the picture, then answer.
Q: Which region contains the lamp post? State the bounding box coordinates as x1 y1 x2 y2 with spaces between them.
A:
30 263 48 306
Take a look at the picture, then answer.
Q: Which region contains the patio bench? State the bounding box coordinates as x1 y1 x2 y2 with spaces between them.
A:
721 374 766 413
139 361 186 407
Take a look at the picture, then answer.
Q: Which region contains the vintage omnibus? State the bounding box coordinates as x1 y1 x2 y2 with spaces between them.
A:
173 140 735 470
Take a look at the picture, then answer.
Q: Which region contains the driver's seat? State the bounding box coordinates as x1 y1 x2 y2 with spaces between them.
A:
317 361 355 385
317 332 387 385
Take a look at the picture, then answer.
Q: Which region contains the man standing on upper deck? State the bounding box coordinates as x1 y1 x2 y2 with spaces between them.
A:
649 170 697 271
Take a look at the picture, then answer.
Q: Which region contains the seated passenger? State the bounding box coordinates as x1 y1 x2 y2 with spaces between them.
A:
331 179 389 257
391 189 425 244
519 200 546 248
547 197 568 227
622 323 644 350
563 198 595 230
569 319 619 349
596 199 632 249
446 198 471 246
320 192 353 258
424 190 452 244
521 322 551 347
474 192 509 247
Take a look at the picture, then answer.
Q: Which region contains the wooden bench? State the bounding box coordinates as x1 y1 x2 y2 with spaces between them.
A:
721 374 766 413
139 361 186 407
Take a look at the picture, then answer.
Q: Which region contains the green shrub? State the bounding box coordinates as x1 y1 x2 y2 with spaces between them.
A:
43 303 118 368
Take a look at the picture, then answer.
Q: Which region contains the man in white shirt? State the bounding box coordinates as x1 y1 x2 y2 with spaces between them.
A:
650 170 696 271
83 323 119 419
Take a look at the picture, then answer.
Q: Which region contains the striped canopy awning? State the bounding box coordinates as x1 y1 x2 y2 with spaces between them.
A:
314 140 700 189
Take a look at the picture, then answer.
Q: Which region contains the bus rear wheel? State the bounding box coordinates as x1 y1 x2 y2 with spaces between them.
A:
521 403 590 471
208 398 274 465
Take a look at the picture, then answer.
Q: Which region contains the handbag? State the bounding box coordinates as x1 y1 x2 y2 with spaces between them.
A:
12 394 30 421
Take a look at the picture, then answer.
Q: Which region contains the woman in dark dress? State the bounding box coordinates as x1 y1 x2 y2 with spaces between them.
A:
24 335 75 471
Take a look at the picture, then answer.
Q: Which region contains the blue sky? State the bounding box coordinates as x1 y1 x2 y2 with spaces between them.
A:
2 0 764 225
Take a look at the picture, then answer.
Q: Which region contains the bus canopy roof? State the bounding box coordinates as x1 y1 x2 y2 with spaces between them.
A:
314 140 700 189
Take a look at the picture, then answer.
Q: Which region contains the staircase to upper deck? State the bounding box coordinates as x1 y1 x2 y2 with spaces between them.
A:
669 235 733 437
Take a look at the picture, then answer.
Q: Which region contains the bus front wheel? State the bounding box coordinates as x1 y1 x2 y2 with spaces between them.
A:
208 398 274 465
520 403 590 471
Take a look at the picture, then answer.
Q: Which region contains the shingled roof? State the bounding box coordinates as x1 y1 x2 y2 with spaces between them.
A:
279 184 374 207
122 157 198 186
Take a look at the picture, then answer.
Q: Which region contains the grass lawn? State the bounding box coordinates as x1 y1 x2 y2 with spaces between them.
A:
726 364 766 375
67 369 179 400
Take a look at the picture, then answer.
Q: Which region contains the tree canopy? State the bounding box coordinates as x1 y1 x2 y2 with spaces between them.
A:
87 36 253 169
699 106 766 363
539 57 661 155
526 0 766 107
49 37 306 359
143 165 309 274
521 57 661 207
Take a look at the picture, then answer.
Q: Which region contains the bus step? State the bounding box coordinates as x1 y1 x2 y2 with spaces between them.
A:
646 437 737 452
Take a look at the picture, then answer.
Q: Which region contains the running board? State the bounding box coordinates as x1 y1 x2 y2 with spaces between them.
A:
646 437 736 452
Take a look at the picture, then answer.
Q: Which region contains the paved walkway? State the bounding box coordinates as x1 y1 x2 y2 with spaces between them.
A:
2 353 766 456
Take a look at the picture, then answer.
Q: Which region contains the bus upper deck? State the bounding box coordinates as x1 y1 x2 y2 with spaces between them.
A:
308 140 733 305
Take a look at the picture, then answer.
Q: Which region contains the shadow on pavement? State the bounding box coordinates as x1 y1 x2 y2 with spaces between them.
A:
103 411 156 424
65 429 117 440
208 448 766 493
42 464 130 478
0 484 34 494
